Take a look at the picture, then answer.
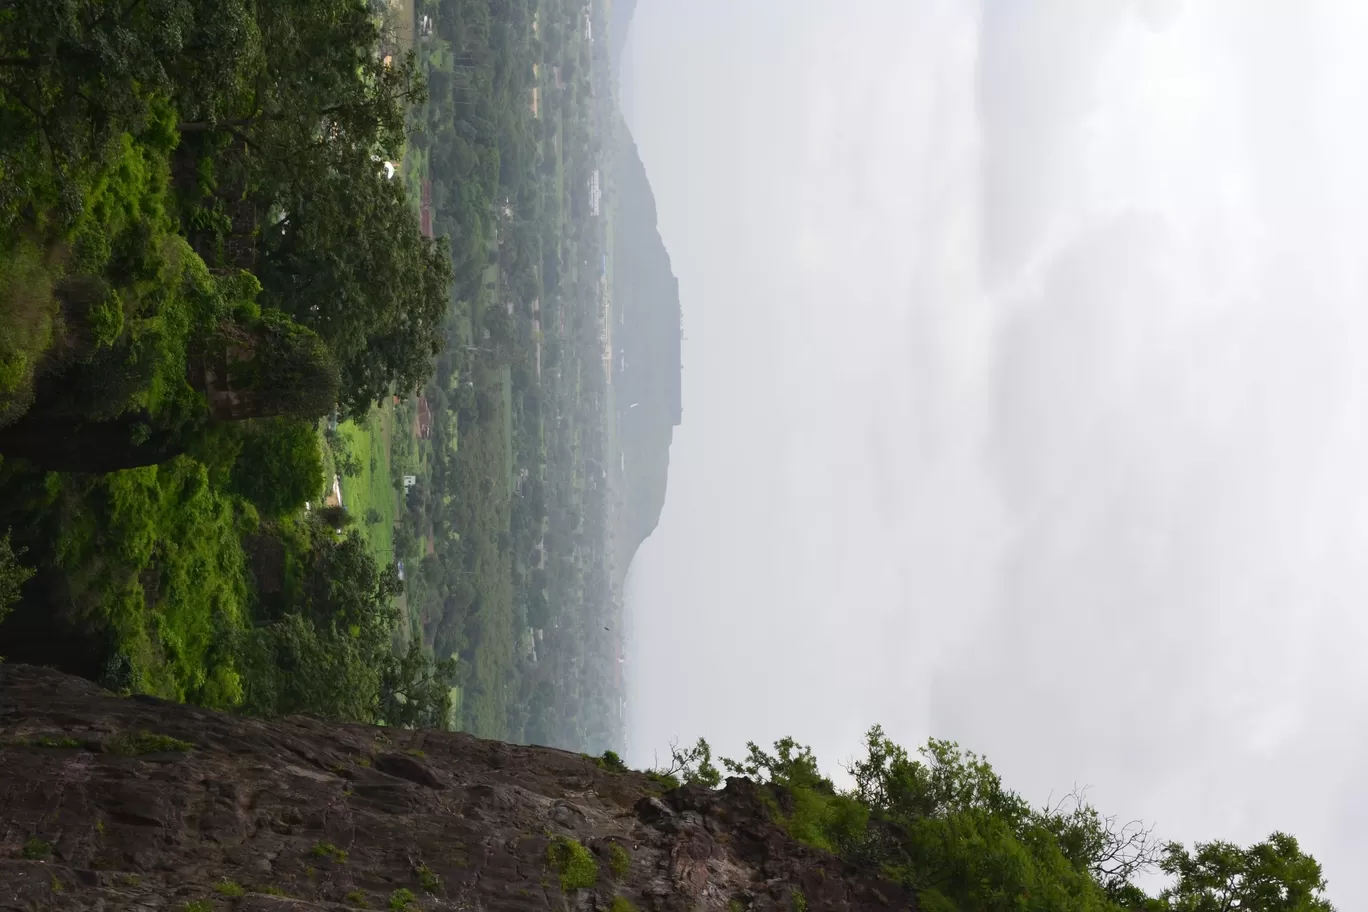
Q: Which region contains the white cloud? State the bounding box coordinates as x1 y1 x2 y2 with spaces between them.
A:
626 0 1368 903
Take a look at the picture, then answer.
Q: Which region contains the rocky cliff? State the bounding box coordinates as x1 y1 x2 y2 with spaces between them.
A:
0 665 914 911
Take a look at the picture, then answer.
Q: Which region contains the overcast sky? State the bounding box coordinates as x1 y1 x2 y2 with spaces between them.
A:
620 1 1368 903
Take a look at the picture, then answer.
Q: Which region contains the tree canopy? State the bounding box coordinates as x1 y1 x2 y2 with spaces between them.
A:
255 157 453 415
228 418 323 517
657 731 1337 912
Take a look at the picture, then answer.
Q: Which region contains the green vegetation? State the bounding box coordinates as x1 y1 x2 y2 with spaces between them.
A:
213 880 246 898
28 735 83 749
229 419 323 518
312 842 349 864
331 418 395 563
388 887 417 911
0 531 33 625
106 731 193 755
607 843 631 878
183 902 212 912
0 0 455 720
609 898 638 912
546 836 598 892
22 837 51 859
645 771 681 793
663 730 1336 912
790 889 807 912
416 862 440 892
346 891 370 907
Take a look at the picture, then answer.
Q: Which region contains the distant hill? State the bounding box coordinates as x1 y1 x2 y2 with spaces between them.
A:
613 114 681 575
608 0 638 70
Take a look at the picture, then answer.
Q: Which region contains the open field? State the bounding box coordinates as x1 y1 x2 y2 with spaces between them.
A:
337 407 397 564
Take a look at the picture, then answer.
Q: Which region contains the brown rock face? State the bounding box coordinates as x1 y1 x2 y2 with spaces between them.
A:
0 665 914 911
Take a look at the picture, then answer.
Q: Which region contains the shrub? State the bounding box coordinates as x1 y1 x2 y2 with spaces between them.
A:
0 531 34 625
546 837 597 891
312 842 349 863
213 880 246 897
416 862 440 892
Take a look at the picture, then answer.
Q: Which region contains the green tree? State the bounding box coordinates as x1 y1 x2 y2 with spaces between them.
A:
1160 832 1335 912
228 418 323 516
1037 788 1162 903
660 737 722 789
241 531 402 721
256 156 452 416
299 532 401 636
316 504 353 530
0 0 257 235
336 447 363 478
241 612 383 721
0 530 34 624
378 635 462 730
203 308 342 422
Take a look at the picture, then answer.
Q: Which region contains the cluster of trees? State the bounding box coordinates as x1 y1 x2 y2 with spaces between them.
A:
659 731 1336 912
0 0 454 711
240 525 460 725
2 0 451 431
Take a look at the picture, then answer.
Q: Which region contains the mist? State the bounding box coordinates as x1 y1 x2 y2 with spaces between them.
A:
622 1 1368 904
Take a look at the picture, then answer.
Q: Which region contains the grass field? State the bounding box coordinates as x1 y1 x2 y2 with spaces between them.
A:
337 407 397 564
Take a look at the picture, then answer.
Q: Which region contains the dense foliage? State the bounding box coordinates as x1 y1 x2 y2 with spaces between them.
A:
658 732 1336 912
229 418 324 517
0 0 452 710
0 531 33 626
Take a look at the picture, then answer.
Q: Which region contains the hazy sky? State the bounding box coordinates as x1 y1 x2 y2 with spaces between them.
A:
621 1 1368 903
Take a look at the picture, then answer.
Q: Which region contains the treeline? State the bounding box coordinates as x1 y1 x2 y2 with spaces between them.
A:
0 0 454 720
655 731 1336 912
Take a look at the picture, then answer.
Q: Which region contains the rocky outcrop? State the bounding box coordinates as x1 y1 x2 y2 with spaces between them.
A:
0 665 914 911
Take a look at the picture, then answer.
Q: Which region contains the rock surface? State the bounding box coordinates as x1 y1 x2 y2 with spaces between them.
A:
0 665 915 911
